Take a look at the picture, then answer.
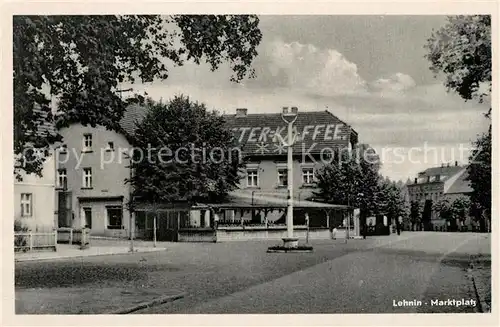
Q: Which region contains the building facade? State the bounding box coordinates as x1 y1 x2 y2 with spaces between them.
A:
55 104 144 237
14 152 57 233
207 108 359 231
56 105 358 239
226 108 357 195
407 162 473 230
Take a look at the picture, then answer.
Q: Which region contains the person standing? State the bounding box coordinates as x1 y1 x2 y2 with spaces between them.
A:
396 215 401 235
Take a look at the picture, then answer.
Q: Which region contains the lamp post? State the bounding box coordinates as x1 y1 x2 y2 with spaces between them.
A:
281 106 299 248
358 192 365 239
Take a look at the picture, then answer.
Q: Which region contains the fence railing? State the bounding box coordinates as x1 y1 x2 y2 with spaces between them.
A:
57 227 91 246
14 231 57 252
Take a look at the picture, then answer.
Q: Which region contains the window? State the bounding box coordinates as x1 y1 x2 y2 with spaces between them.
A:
277 169 287 187
20 193 32 217
107 206 123 229
82 168 92 188
106 141 114 151
302 168 315 185
57 169 67 189
83 134 92 152
246 169 259 187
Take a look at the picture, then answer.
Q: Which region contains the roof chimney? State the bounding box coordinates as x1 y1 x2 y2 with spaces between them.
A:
291 106 298 114
447 162 450 167
414 178 418 184
236 108 247 117
282 106 289 114
455 161 458 166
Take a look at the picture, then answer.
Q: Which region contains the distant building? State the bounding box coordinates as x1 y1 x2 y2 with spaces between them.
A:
407 162 473 230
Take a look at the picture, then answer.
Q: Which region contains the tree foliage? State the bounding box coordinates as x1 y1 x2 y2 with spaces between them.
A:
467 126 491 220
425 15 492 228
377 178 408 222
425 15 491 109
126 96 243 204
13 15 262 180
433 197 453 220
450 196 471 223
409 201 423 230
314 145 383 222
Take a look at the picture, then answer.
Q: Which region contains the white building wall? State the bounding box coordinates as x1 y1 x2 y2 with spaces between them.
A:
14 153 56 232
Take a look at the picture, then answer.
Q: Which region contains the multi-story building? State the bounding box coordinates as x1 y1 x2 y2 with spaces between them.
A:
56 105 358 240
406 162 473 230
55 104 145 238
226 107 357 200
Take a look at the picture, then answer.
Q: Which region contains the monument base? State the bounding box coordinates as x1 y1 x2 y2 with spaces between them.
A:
267 237 313 253
282 237 299 248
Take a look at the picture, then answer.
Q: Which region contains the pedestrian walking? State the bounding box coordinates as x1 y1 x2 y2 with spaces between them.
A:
396 215 402 235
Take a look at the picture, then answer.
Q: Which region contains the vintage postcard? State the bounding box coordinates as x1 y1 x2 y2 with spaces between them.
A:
2 1 497 326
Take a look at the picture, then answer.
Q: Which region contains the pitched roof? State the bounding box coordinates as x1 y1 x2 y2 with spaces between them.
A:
223 110 357 155
118 107 358 156
444 169 473 194
418 165 463 177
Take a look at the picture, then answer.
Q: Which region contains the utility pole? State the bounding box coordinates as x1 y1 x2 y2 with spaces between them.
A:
346 194 350 243
281 106 299 249
117 87 135 252
153 201 158 248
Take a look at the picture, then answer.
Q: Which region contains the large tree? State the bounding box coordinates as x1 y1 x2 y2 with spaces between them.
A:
126 96 243 205
378 178 408 226
14 15 262 180
315 144 382 226
425 15 491 230
467 125 491 229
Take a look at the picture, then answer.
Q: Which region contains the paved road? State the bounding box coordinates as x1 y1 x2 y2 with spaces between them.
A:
15 232 490 314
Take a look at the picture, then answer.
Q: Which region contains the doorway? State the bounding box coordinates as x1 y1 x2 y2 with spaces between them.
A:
83 207 92 229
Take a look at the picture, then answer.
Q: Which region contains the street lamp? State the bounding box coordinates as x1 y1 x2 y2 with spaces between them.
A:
358 192 365 239
281 106 299 249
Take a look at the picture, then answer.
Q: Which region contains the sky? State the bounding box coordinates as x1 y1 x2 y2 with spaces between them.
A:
123 15 490 182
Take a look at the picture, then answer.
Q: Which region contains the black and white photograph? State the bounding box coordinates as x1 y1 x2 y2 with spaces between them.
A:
4 3 496 324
